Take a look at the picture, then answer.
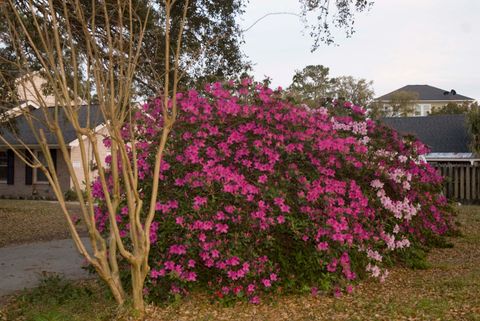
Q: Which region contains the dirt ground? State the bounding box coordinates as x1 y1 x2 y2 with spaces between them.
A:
0 199 85 247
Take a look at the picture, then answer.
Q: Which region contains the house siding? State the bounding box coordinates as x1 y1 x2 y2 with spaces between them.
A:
382 100 471 117
16 74 58 107
0 149 71 199
70 126 109 188
0 125 109 198
16 73 85 107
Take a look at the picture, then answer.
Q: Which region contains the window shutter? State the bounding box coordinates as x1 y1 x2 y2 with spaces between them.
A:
7 149 14 185
25 150 33 185
50 149 57 169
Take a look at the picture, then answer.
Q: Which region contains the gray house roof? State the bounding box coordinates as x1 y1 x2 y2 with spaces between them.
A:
0 105 104 146
381 114 470 153
376 85 474 101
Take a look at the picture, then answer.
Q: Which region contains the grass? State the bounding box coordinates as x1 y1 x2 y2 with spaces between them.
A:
1 206 480 321
0 199 84 247
0 274 125 321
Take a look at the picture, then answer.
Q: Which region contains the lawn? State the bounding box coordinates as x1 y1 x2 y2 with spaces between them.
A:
0 199 84 247
1 206 479 321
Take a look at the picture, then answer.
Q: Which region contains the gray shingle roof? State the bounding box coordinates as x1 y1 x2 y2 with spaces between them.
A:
0 105 104 146
376 85 474 101
381 114 470 153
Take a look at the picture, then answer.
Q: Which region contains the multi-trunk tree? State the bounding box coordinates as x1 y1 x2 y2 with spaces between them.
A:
0 0 190 313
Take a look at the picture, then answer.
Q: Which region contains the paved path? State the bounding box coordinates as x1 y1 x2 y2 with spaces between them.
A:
0 237 92 297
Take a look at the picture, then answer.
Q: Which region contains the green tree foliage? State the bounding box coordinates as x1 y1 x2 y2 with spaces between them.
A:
0 49 19 110
467 104 480 154
429 101 477 115
288 65 334 106
368 90 419 119
299 0 374 49
0 1 377 103
387 90 419 117
0 0 249 99
366 100 386 120
331 75 374 108
288 65 374 108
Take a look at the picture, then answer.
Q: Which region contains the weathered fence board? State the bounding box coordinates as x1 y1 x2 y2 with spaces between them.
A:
472 167 476 199
432 163 480 203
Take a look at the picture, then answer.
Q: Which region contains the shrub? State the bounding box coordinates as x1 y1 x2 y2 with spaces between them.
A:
64 188 86 202
93 79 455 303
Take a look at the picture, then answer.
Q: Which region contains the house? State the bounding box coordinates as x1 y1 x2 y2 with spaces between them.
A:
0 73 107 199
0 105 107 199
376 85 475 117
382 114 479 164
15 73 59 107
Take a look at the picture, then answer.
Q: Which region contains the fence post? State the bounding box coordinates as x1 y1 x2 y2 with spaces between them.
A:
466 165 471 201
460 166 465 201
442 166 447 195
448 165 453 198
454 167 459 200
472 166 477 200
476 166 479 201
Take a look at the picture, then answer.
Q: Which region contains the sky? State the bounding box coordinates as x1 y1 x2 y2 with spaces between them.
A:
239 0 480 100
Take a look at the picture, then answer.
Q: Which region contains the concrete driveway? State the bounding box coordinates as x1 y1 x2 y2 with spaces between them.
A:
0 237 92 297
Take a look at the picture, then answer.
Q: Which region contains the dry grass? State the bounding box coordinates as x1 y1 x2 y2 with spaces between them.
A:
0 199 85 247
1 206 479 321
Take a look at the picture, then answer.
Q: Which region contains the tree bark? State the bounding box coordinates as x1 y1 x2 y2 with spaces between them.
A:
131 263 146 313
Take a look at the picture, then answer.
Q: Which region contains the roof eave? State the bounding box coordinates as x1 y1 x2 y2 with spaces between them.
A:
375 99 475 103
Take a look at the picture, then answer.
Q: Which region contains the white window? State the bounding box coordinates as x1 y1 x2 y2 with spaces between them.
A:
422 104 432 115
34 151 49 183
414 105 422 116
0 151 7 183
414 104 432 116
383 104 393 116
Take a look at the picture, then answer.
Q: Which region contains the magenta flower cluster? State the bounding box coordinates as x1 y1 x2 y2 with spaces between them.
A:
93 79 455 303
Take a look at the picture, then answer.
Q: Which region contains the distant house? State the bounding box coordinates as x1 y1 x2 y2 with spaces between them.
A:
0 73 108 199
376 85 475 117
6 73 85 117
0 105 107 199
382 114 479 164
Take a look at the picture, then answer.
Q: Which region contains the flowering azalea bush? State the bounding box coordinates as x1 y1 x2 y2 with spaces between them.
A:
93 79 455 303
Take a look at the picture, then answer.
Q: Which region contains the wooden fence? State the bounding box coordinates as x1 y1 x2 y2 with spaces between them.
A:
433 163 480 203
